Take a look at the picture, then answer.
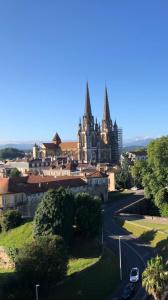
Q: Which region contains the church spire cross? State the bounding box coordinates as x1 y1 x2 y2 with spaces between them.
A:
103 87 111 122
84 81 92 118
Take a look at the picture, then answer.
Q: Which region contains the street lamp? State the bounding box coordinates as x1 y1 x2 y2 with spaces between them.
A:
35 284 40 300
119 236 122 281
101 209 104 253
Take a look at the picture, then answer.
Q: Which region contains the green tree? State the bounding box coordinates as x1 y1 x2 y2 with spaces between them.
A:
142 256 168 300
116 154 133 189
154 188 168 208
75 193 102 238
131 160 147 188
15 235 68 288
0 148 25 160
10 168 21 178
1 210 22 232
142 137 168 216
33 188 75 243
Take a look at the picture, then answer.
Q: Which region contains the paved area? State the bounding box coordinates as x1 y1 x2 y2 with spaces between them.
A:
104 192 154 300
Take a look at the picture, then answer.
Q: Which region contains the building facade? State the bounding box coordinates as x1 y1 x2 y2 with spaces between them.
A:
78 83 120 164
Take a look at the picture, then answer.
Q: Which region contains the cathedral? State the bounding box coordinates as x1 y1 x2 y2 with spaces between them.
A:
32 83 121 165
77 83 120 164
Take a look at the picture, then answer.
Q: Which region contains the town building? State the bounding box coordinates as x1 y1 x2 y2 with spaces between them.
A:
127 150 147 162
0 172 108 217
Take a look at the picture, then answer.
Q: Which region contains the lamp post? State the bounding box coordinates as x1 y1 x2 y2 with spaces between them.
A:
119 236 122 281
101 209 104 253
35 284 40 300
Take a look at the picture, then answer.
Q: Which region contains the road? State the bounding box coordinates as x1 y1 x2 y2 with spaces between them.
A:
103 192 154 300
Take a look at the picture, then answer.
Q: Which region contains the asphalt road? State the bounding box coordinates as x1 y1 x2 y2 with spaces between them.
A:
104 192 154 300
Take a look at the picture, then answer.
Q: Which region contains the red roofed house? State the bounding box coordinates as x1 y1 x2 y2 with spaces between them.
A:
0 172 108 217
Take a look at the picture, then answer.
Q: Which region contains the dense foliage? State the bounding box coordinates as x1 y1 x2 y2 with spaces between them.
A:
142 256 168 300
0 147 25 160
75 193 102 238
1 210 22 232
33 187 75 243
15 235 68 287
116 153 132 189
10 168 21 177
131 160 147 188
142 136 168 216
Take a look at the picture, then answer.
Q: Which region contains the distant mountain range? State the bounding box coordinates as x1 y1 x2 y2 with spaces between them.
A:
0 144 34 151
0 137 154 151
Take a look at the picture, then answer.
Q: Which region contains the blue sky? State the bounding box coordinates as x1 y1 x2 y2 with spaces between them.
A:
0 0 168 142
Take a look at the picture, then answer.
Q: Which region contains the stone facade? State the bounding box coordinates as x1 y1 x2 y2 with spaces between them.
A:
78 83 120 164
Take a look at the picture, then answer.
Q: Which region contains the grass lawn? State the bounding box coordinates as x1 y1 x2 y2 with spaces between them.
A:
0 221 33 249
43 248 119 300
0 222 120 300
132 220 168 234
116 218 168 248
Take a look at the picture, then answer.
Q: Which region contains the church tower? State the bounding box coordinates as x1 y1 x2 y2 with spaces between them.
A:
78 82 100 163
100 87 113 162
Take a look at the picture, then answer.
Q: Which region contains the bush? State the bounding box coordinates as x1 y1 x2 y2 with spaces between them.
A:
33 188 75 243
154 188 168 208
160 203 168 217
15 235 68 288
1 210 22 232
75 193 102 238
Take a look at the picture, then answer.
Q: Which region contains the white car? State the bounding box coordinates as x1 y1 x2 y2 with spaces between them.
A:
130 267 139 282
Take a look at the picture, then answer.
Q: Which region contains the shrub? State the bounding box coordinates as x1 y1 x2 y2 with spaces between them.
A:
155 188 168 208
33 187 75 243
15 235 68 288
160 203 168 217
75 193 102 238
1 210 22 232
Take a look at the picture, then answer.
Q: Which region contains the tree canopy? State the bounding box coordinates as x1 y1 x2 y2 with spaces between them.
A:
142 136 168 216
33 187 75 243
16 235 68 288
142 256 168 300
75 193 102 238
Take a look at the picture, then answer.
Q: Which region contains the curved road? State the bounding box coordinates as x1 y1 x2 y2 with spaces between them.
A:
104 192 154 300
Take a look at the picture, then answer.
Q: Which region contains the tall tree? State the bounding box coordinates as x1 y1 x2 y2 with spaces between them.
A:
142 136 168 216
142 256 168 300
33 187 75 243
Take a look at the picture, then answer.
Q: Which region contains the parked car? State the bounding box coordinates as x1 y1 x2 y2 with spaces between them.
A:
130 267 139 283
119 283 135 299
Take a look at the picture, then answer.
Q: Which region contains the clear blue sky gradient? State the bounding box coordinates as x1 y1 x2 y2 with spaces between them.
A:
0 0 168 142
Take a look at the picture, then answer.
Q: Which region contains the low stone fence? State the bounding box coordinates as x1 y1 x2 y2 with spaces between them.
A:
119 213 168 225
0 246 15 269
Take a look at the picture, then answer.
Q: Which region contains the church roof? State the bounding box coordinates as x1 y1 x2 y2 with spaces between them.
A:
41 143 58 150
60 141 77 150
52 132 62 145
84 81 92 118
103 87 111 122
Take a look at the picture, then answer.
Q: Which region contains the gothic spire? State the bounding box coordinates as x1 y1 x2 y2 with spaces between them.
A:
52 132 61 145
84 81 92 118
103 87 111 122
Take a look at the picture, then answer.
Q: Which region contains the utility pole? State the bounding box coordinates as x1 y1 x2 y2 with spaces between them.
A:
101 209 104 254
119 236 122 281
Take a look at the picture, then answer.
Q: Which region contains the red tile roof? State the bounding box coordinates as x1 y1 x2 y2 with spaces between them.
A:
60 142 77 150
0 175 87 195
41 143 58 150
86 171 108 178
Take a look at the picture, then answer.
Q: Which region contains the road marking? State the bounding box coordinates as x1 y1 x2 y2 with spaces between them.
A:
121 240 146 267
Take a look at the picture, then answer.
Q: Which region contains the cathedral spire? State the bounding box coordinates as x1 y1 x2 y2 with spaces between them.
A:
103 87 111 122
84 81 92 118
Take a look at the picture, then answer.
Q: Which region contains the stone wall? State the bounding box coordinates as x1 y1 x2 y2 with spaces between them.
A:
119 213 168 225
